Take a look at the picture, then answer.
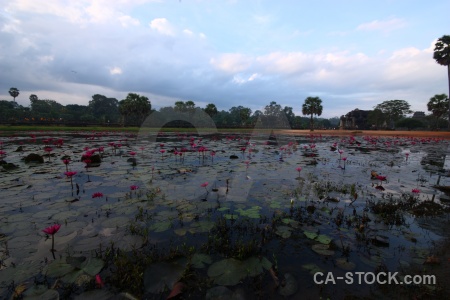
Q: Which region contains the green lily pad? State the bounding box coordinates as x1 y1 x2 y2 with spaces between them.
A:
174 228 187 236
24 289 60 300
275 226 292 238
149 221 172 232
270 202 281 209
207 258 246 286
304 231 318 240
278 273 298 296
315 234 332 245
191 253 212 269
336 258 356 271
189 221 214 233
224 214 236 220
282 218 299 228
73 289 116 300
243 256 272 276
45 260 75 277
311 244 335 256
80 257 104 276
144 258 188 294
302 263 324 275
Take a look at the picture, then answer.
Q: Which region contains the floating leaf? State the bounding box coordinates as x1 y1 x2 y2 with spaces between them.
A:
275 226 292 238
144 258 188 294
73 289 115 300
149 221 172 233
304 231 318 240
315 234 332 245
207 258 245 286
45 260 75 277
311 244 334 256
336 258 356 271
80 257 104 276
191 253 212 269
174 228 187 236
302 263 323 275
205 286 233 299
278 273 298 297
243 256 272 277
24 289 60 300
282 218 299 228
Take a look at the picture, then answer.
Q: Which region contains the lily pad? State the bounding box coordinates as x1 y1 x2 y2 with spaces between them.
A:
278 273 298 297
207 258 246 286
315 234 332 245
311 244 335 256
275 226 292 238
144 258 188 294
191 253 212 269
149 221 172 233
336 258 356 271
242 256 272 276
304 231 318 240
302 263 324 275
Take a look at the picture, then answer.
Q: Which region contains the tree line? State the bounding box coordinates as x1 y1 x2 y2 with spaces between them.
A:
2 34 448 130
0 90 335 129
2 88 449 130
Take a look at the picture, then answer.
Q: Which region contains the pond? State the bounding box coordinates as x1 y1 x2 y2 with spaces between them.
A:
1 130 450 299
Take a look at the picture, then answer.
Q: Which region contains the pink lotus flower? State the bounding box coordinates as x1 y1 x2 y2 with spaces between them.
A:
342 157 347 161
43 224 61 259
92 192 104 198
129 151 136 156
95 274 104 288
44 147 53 161
376 175 386 181
130 185 139 190
64 171 77 177
63 159 70 165
412 188 420 194
64 171 77 190
42 224 61 235
201 182 209 196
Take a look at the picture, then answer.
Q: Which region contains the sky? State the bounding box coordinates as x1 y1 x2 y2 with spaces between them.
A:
0 0 449 118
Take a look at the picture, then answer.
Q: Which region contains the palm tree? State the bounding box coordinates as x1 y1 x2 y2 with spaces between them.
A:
427 94 449 129
433 35 450 128
9 87 20 102
302 96 323 131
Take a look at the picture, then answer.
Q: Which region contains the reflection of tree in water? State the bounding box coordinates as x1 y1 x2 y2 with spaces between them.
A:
420 146 447 171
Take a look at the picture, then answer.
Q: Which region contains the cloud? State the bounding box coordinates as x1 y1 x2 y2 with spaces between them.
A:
109 67 122 75
149 18 175 36
210 53 252 73
119 15 140 27
0 3 446 119
356 17 407 33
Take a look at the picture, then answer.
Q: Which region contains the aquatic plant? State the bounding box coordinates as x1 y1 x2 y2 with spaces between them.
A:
42 223 61 259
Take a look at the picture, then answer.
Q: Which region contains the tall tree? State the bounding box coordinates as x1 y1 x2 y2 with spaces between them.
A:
119 93 151 126
29 94 38 102
88 94 120 123
433 35 450 128
427 94 449 129
374 100 412 129
229 106 251 126
204 103 218 117
9 87 19 102
302 96 323 131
